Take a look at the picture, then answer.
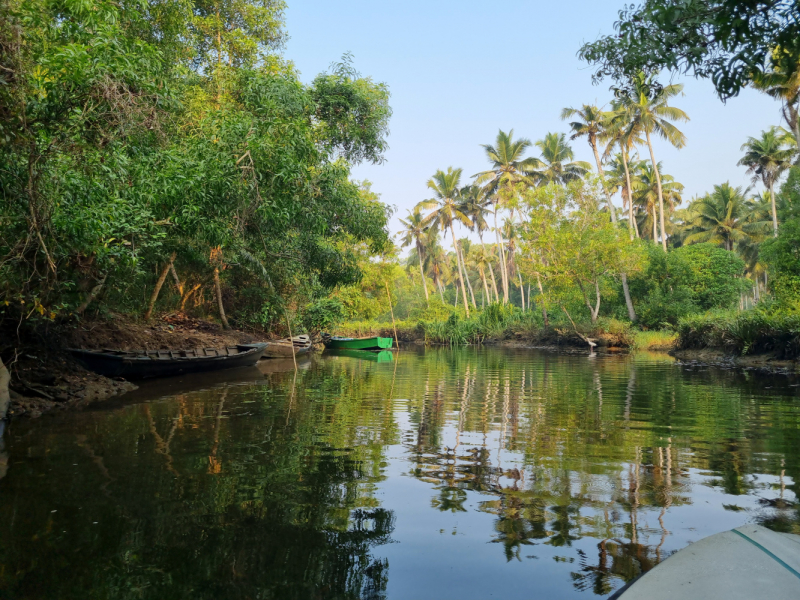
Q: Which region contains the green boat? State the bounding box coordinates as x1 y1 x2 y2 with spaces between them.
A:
323 335 393 350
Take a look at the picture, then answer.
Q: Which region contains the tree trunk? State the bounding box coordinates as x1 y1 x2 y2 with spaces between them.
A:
621 273 637 322
493 208 509 303
144 252 176 321
450 226 471 316
170 263 183 296
480 267 490 308
622 147 637 239
518 271 525 311
536 273 548 327
645 130 668 251
591 141 617 223
769 181 779 237
417 242 430 301
488 260 500 303
213 267 230 329
458 243 477 307
77 273 107 315
0 357 10 421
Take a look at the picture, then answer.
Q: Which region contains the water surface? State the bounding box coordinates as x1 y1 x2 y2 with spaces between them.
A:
1 348 798 599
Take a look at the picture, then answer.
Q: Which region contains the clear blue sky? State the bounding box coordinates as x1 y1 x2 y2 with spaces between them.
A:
284 0 784 240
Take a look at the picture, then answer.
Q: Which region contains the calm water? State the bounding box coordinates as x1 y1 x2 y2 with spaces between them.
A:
1 348 799 599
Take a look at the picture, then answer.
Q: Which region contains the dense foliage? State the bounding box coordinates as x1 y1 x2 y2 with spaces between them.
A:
0 0 391 332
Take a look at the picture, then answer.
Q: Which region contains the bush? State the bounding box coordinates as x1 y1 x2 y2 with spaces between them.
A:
303 298 346 333
676 308 800 358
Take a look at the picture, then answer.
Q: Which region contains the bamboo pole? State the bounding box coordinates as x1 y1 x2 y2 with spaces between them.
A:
385 281 399 349
285 312 297 372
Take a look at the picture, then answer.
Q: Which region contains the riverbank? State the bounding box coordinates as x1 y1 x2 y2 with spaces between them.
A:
1 313 269 418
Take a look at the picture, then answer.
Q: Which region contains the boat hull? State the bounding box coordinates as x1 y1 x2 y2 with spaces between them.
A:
262 344 311 358
69 344 267 380
324 337 393 351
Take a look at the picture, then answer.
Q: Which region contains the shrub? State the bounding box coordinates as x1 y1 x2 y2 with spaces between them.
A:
676 308 800 358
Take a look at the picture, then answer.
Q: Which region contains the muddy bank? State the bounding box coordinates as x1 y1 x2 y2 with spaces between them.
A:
670 348 800 374
2 313 270 418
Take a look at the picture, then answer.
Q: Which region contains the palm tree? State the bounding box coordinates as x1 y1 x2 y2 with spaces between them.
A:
532 132 592 185
419 168 473 316
606 152 641 237
562 104 638 321
605 100 646 238
681 183 770 251
619 73 689 250
631 161 684 243
459 186 500 302
753 61 800 148
421 229 446 302
398 207 432 302
561 104 618 220
738 126 797 237
474 130 540 303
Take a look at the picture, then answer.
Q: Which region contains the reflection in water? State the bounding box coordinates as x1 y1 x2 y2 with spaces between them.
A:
0 348 798 599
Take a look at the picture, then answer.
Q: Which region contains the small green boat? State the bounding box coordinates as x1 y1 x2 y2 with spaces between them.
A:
323 336 393 350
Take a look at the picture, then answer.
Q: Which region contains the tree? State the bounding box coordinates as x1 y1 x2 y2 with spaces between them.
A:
532 133 591 186
561 104 617 218
459 186 500 302
522 181 644 325
398 208 432 302
618 73 689 251
474 130 541 303
680 183 771 252
605 100 646 238
191 0 287 70
753 56 800 148
578 0 800 101
562 104 639 321
738 127 797 237
419 168 473 316
631 162 684 243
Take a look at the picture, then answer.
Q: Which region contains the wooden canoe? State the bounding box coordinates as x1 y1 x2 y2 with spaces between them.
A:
323 336 393 351
261 335 312 359
69 343 267 379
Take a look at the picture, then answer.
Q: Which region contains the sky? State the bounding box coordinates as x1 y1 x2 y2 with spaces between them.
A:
283 0 784 242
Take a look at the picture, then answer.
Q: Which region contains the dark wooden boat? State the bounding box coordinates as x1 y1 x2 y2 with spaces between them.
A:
261 335 312 359
69 343 268 380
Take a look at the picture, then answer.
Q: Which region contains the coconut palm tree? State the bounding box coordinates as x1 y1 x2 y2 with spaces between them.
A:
606 152 642 237
421 229 447 302
419 168 473 316
753 60 800 148
562 104 639 321
738 126 797 237
459 185 500 302
681 183 770 251
561 104 618 219
618 73 689 250
605 99 646 238
474 130 540 303
631 161 684 243
398 207 432 302
532 132 592 186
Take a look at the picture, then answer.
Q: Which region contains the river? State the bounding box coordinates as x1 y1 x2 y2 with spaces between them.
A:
0 347 798 599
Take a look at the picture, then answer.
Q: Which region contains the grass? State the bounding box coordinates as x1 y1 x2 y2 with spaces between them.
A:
631 329 678 351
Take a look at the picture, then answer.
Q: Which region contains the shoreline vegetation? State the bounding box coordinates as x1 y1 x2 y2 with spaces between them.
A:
3 1 800 417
